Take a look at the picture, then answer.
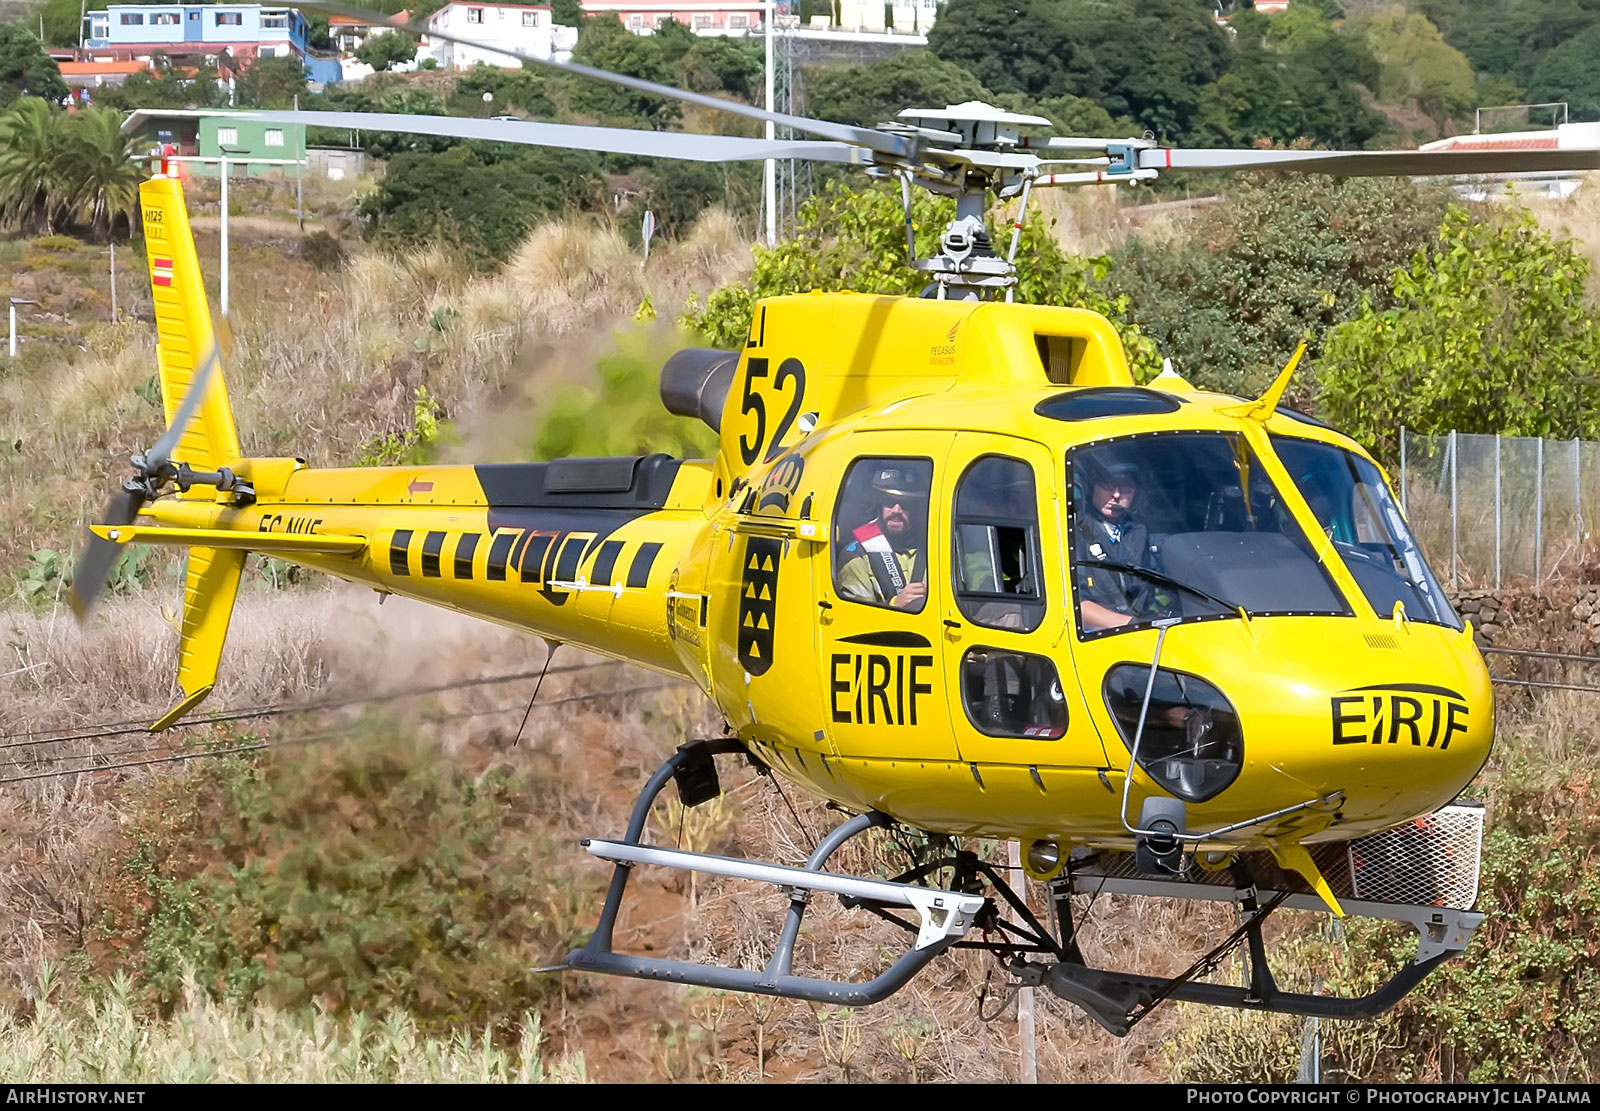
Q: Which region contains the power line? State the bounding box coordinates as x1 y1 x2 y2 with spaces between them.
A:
0 679 690 787
0 658 625 752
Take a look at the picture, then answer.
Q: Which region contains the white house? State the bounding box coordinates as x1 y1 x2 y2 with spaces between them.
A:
424 2 555 68
834 0 937 34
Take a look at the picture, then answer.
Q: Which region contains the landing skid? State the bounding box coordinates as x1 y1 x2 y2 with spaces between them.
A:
565 738 988 1005
564 741 1482 1033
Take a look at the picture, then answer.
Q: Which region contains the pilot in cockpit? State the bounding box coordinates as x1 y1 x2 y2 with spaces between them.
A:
1075 457 1161 631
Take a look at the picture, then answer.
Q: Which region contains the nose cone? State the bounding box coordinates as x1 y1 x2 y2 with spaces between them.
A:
1148 620 1493 834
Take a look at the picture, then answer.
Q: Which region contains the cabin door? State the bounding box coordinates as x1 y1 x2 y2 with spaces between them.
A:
814 432 957 761
937 433 1110 769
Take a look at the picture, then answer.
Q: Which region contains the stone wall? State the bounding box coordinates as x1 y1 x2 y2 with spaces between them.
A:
1453 585 1600 656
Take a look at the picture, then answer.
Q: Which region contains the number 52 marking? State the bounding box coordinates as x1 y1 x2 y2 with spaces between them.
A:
739 357 807 467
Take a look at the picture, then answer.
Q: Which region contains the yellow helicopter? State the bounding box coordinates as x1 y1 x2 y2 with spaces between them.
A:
80 3 1600 1036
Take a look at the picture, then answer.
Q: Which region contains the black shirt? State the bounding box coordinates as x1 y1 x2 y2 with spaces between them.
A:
1073 513 1156 619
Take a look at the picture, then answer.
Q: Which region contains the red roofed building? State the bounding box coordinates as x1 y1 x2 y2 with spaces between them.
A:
579 1 766 34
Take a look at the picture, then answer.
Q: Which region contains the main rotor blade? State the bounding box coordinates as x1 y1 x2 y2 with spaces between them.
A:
294 2 912 160
69 487 145 620
236 110 867 165
146 332 222 472
1142 146 1600 177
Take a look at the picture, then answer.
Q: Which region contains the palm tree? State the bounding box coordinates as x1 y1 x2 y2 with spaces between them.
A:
57 107 143 241
0 97 66 234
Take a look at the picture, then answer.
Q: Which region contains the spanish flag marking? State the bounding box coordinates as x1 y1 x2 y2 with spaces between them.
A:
152 258 174 287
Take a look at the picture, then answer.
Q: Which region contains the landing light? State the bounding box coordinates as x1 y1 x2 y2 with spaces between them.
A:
1025 839 1061 878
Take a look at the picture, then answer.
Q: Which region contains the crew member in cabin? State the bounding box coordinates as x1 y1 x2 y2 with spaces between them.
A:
1074 456 1159 630
838 466 929 611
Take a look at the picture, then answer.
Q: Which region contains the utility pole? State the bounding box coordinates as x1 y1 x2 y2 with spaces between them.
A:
218 144 246 316
9 298 37 359
1009 841 1038 1084
294 94 304 231
764 1 775 246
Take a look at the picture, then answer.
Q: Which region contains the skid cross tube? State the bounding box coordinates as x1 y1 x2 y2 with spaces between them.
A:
564 740 984 1005
1032 856 1483 1035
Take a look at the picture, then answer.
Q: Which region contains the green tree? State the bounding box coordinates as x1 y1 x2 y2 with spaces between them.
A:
1354 6 1476 138
57 106 142 240
805 49 991 128
651 18 699 68
234 54 308 109
568 14 679 127
1196 8 1385 149
1074 0 1232 142
1444 0 1600 89
95 53 227 111
39 0 100 49
927 0 1090 101
0 97 65 233
550 0 583 23
355 30 418 72
312 79 452 157
679 37 761 98
0 22 68 108
631 158 759 241
1527 23 1600 121
1317 205 1600 462
358 143 605 267
928 0 1230 141
447 66 555 117
681 180 1159 376
1107 175 1451 401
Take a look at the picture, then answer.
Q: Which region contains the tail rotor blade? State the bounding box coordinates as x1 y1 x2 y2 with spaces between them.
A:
146 333 222 474
69 486 145 620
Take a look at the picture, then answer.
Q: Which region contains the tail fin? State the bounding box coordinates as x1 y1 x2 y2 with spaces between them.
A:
152 547 246 732
139 174 240 477
139 172 246 730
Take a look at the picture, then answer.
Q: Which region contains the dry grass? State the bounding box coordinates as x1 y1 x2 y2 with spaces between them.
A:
0 576 1260 1082
1033 184 1216 258
1523 173 1600 301
0 201 752 581
0 971 584 1082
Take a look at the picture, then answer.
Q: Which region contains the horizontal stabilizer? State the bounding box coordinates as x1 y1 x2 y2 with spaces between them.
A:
91 524 366 556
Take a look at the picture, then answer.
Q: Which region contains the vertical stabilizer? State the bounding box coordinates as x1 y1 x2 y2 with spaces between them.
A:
139 174 241 477
150 546 246 732
138 172 246 730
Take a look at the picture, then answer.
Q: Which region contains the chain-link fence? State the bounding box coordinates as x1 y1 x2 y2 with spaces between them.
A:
1398 428 1597 588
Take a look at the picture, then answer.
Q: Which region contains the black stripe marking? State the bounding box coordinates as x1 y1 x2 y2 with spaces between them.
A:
420 531 445 578
454 533 479 579
555 535 585 583
521 534 553 583
486 531 516 581
591 540 624 586
838 631 933 648
390 530 413 577
626 542 662 589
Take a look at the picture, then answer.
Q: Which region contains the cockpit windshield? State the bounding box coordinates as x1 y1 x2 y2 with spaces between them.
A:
1069 433 1349 636
1272 436 1461 630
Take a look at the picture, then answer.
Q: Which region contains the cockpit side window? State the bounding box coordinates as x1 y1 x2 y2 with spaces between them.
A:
833 457 934 613
951 455 1045 632
1272 436 1461 630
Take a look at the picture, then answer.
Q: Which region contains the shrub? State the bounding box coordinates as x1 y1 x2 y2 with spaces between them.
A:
298 230 347 272
1317 203 1600 462
96 720 592 1037
1105 174 1451 403
680 180 1160 378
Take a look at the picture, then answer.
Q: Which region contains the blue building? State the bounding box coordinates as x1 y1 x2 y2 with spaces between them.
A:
84 5 311 57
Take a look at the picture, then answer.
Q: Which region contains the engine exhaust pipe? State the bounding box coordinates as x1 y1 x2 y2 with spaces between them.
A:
660 348 739 433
